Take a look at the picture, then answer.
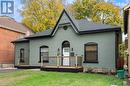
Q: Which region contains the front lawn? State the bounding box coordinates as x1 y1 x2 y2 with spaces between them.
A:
0 70 123 86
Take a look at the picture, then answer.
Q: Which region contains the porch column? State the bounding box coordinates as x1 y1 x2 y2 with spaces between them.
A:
128 9 130 76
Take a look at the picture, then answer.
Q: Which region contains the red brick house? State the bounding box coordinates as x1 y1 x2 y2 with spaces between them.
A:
0 16 34 67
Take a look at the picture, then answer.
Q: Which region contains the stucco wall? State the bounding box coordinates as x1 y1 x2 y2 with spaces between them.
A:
14 42 29 66
14 11 116 69
29 26 116 69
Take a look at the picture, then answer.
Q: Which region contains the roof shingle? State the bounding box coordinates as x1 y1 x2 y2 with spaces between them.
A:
0 16 33 34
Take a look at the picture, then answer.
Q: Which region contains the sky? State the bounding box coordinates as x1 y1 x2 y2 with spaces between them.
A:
0 0 129 22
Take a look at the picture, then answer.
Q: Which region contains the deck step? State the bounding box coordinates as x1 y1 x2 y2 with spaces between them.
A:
41 67 83 72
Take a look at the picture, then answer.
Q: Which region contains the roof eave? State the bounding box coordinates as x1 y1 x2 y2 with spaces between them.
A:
25 35 52 39
79 28 121 34
11 40 29 43
0 26 26 34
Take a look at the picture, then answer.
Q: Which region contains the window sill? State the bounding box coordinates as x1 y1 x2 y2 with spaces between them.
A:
83 61 98 63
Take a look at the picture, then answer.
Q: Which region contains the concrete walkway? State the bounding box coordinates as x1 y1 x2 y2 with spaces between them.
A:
0 68 18 73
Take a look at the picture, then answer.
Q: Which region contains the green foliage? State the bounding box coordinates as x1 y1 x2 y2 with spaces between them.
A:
21 0 63 32
71 0 97 19
92 2 123 26
70 0 123 27
21 0 123 32
119 43 125 58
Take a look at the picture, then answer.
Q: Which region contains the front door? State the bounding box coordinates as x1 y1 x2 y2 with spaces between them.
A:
62 41 70 66
63 47 70 66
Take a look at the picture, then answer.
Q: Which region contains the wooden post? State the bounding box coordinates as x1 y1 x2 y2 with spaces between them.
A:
57 56 59 67
18 58 20 66
76 55 78 68
128 9 130 77
41 57 43 68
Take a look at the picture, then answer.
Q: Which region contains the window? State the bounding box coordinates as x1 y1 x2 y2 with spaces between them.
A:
39 46 49 63
84 42 98 63
20 48 24 63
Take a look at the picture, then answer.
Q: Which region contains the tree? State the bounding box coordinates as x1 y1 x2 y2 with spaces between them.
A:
70 0 97 19
119 43 125 58
92 2 123 26
69 0 122 27
21 0 63 32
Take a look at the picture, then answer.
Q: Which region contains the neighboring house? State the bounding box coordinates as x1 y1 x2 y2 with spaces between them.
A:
12 9 121 72
0 16 34 67
124 4 130 76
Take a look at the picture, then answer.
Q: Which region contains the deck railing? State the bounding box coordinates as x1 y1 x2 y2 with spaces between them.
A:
41 56 82 68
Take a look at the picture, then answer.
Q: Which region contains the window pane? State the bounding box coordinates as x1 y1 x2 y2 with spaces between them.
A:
86 51 96 61
85 43 98 62
20 49 24 63
41 48 48 52
86 45 96 51
40 47 49 62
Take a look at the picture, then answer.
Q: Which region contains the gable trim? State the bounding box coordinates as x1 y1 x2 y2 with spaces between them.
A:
51 9 79 36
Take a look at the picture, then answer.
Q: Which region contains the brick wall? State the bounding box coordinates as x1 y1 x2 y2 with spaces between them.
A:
0 27 25 64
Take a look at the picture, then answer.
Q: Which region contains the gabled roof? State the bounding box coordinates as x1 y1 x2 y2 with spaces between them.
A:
25 9 120 39
0 16 34 34
26 29 53 38
51 9 79 36
123 4 130 34
75 19 120 33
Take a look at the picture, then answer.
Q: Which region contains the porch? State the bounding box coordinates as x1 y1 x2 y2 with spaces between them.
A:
41 56 83 72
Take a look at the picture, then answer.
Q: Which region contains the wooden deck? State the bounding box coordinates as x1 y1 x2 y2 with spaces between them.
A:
15 65 83 72
16 56 83 72
41 66 83 72
40 56 83 72
15 65 40 69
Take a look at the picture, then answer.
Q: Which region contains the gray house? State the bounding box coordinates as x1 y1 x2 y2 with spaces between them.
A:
12 9 121 72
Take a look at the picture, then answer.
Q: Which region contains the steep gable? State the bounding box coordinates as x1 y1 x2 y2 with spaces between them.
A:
51 9 79 36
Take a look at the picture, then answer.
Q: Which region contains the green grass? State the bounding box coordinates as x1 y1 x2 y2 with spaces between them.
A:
0 70 123 86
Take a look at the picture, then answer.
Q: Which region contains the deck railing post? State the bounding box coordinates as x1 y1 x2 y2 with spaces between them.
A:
41 57 43 68
76 54 78 68
57 55 60 67
18 57 19 65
